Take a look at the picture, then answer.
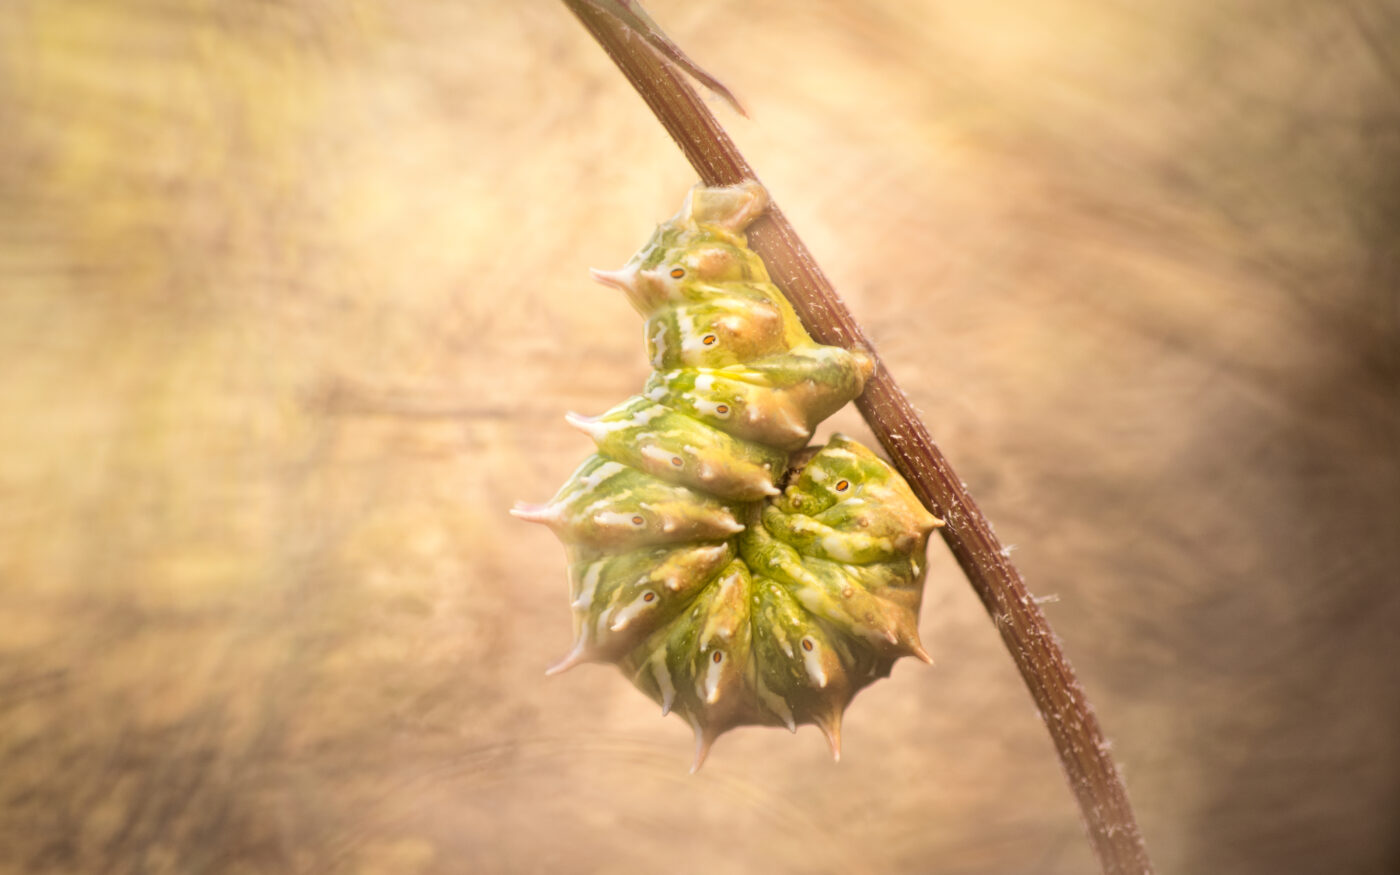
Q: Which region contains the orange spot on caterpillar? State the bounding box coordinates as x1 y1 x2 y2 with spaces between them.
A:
643 592 656 602
702 334 717 346
715 404 729 414
631 515 644 525
670 456 683 467
801 638 815 652
712 651 723 663
835 479 850 492
670 267 685 279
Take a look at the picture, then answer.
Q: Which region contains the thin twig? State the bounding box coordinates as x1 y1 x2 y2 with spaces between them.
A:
560 2 1154 872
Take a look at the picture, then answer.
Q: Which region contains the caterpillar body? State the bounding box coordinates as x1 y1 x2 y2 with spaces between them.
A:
513 182 942 769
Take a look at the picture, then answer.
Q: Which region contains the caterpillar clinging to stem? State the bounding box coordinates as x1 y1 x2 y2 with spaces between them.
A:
513 182 942 770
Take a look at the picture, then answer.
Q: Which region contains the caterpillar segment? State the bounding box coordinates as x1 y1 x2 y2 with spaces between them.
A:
514 182 943 768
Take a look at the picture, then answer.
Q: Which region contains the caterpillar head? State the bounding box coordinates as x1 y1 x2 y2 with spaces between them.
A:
778 434 945 550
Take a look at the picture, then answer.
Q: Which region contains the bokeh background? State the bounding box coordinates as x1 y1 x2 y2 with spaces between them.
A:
2 1 1398 872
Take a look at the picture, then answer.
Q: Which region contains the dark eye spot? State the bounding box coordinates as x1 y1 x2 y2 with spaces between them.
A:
801 638 815 652
712 651 723 664
835 479 850 492
670 267 685 279
715 403 729 415
702 334 717 346
643 592 656 602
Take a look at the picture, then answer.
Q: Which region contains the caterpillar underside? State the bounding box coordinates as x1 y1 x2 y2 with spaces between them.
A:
514 182 942 769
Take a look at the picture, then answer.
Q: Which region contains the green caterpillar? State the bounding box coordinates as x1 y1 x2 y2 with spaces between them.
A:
514 182 941 769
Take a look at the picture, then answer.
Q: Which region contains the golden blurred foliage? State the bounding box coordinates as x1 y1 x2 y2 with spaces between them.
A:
1 1 1397 873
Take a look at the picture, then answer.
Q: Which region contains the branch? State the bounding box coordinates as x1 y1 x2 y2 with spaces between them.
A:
560 2 1154 873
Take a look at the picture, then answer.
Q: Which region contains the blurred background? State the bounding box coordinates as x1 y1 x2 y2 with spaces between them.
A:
1 1 1397 872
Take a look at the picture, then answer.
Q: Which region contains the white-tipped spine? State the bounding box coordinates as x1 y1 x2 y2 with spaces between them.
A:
510 502 562 525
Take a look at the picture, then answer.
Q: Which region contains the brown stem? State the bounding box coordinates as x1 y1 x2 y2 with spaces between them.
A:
561 2 1154 873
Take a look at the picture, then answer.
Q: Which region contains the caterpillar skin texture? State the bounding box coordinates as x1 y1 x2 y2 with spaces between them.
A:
514 182 943 770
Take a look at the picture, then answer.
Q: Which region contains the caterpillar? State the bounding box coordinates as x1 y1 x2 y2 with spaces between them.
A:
513 182 942 769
